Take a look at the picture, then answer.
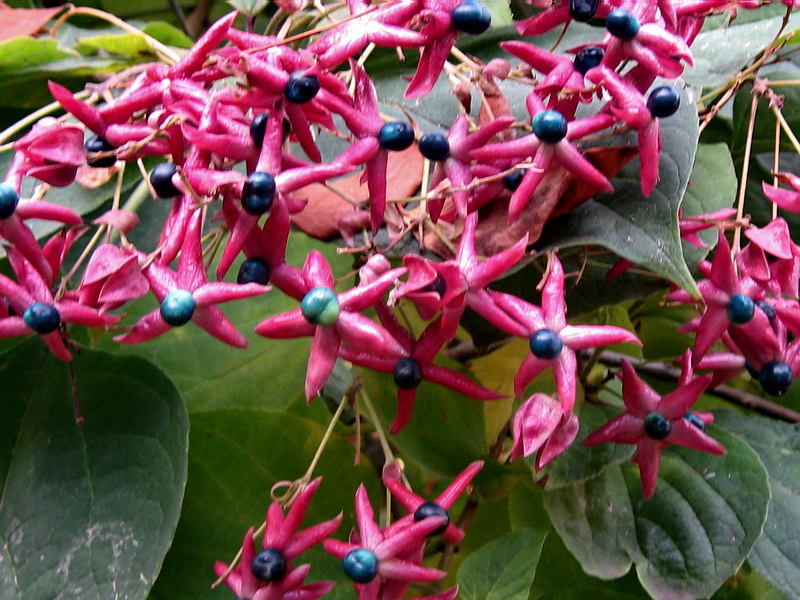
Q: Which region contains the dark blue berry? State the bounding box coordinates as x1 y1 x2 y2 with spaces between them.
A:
160 289 195 326
605 8 640 39
418 133 450 161
0 182 19 219
150 163 180 198
238 258 271 285
420 275 447 296
503 170 525 191
529 328 563 359
84 135 117 168
378 122 415 151
756 300 776 325
242 172 277 216
647 87 681 118
394 357 423 389
285 71 320 104
643 412 671 440
301 287 340 325
533 110 568 143
759 361 794 396
343 548 379 583
727 294 755 326
251 547 287 582
250 113 269 148
450 1 492 35
569 0 599 22
683 412 706 432
413 502 450 536
573 45 605 75
23 303 60 334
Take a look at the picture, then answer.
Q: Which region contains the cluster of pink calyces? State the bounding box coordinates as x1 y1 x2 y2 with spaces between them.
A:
3 0 799 550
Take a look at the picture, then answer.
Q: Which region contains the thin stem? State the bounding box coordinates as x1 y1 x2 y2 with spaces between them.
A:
774 114 781 220
733 92 760 254
0 91 91 146
168 0 193 37
302 389 349 480
772 104 800 154
358 385 397 468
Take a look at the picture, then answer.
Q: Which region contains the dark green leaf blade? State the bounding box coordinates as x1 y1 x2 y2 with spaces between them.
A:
457 528 547 600
0 340 188 600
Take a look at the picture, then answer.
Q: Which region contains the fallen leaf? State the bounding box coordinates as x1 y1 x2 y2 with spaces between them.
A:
291 146 424 239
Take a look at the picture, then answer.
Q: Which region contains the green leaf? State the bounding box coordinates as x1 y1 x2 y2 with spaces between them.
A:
149 408 379 600
714 411 800 600
543 427 771 599
228 0 270 14
0 340 188 600
540 587 648 600
457 528 547 600
535 87 701 295
142 21 194 48
687 11 800 88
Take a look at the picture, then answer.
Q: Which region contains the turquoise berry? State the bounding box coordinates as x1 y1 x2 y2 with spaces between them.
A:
342 548 379 584
378 122 415 151
529 328 563 359
251 547 287 582
238 258 271 285
643 412 671 440
23 303 60 334
606 8 640 39
285 71 321 104
301 287 340 325
759 361 794 396
242 172 277 215
160 289 195 326
393 357 423 389
418 133 450 161
646 87 681 118
573 45 604 75
727 294 755 326
683 412 706 432
450 0 491 34
84 135 117 168
533 110 568 143
413 502 450 536
150 163 180 198
569 0 599 22
0 182 19 219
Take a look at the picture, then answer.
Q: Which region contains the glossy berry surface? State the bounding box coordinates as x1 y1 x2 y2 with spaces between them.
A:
569 0 599 22
503 170 525 191
393 357 423 389
0 182 19 219
420 275 447 296
529 328 563 359
251 547 287 582
342 548 379 583
23 303 60 334
418 133 450 161
643 412 672 440
301 287 340 325
759 361 794 396
413 502 450 536
727 294 755 326
605 8 640 39
533 110 568 143
756 299 776 325
160 289 195 326
574 45 605 75
250 113 269 148
378 122 415 151
84 135 117 168
450 1 492 35
647 87 681 118
150 163 180 198
237 258 271 285
683 412 706 432
285 71 321 104
242 172 277 215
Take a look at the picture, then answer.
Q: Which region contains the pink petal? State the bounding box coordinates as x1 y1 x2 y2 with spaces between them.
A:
305 325 340 400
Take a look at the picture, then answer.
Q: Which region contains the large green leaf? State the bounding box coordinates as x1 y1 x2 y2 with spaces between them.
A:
457 528 547 600
714 411 800 600
543 427 770 599
0 340 188 600
535 88 701 294
149 408 379 600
